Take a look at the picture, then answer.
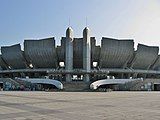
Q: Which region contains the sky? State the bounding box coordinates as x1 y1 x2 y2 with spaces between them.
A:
0 0 160 50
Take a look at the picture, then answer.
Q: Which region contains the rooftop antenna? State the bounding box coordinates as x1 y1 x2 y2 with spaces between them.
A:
86 17 88 27
69 17 71 27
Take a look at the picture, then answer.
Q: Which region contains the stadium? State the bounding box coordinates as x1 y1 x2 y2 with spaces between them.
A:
0 27 160 91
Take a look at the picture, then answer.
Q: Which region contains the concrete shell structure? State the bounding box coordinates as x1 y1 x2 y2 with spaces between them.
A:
1 44 26 69
0 27 160 82
99 38 134 68
0 55 8 70
24 37 58 68
131 44 159 70
152 56 160 70
57 37 66 62
73 38 83 68
91 46 100 63
91 37 100 63
56 46 61 62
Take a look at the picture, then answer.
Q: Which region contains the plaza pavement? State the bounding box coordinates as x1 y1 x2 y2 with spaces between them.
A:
0 91 160 120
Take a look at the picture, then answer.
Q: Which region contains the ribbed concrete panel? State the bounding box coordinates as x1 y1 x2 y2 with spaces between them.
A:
0 55 8 70
91 37 100 66
152 56 160 70
73 38 83 68
24 37 58 68
91 37 100 61
99 37 134 68
57 37 65 62
92 46 100 62
131 44 159 69
56 46 62 62
1 44 26 69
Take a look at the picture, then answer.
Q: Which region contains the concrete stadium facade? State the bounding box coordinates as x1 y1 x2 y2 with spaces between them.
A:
0 27 160 82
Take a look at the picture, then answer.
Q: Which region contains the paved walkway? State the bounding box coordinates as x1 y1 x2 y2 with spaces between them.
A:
0 91 160 120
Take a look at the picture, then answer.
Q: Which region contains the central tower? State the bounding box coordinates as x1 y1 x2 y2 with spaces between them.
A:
83 27 91 82
65 27 73 82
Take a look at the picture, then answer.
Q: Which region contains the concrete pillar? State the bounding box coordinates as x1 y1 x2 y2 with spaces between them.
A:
65 27 73 82
83 27 91 82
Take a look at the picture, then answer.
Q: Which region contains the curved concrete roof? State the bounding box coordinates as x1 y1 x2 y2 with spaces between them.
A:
1 44 27 69
90 79 140 90
152 56 160 70
0 55 8 70
131 44 159 70
73 38 83 68
18 78 63 89
24 38 58 68
99 38 134 68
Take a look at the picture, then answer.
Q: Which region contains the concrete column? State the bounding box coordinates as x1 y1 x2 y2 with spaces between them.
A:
83 27 91 82
65 27 73 82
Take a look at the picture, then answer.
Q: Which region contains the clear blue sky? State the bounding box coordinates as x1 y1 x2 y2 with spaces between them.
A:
0 0 160 49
